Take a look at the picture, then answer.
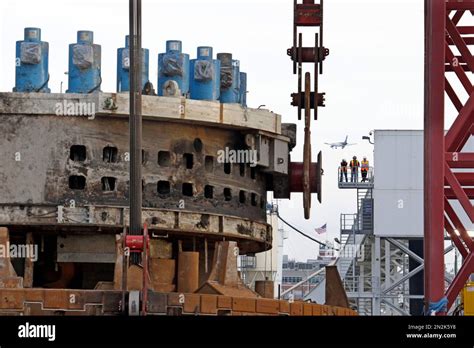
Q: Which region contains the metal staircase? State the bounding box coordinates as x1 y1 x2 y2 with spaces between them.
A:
288 170 375 307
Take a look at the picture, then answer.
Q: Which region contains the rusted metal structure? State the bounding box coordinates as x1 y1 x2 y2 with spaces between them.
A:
425 0 474 314
0 0 355 316
285 0 328 219
128 0 143 268
0 91 357 315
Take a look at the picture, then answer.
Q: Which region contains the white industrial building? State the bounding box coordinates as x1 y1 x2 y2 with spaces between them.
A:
290 130 463 315
239 210 286 297
239 130 465 312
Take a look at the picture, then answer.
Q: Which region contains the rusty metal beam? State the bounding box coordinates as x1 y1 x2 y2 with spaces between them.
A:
445 95 474 152
451 11 466 24
446 152 474 168
444 219 469 259
446 253 474 305
445 188 474 199
23 232 34 288
446 17 474 72
129 0 143 264
445 78 463 112
424 0 446 314
447 2 474 11
325 265 350 308
427 0 474 313
450 172 474 184
444 198 474 252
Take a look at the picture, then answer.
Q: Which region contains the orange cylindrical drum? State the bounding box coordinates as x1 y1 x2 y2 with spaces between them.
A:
177 252 199 293
255 280 275 299
150 259 176 292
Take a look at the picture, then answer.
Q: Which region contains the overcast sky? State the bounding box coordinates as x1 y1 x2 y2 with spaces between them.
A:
0 0 428 262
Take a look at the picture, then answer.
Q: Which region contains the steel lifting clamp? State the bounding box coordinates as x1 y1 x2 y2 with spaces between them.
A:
287 0 328 219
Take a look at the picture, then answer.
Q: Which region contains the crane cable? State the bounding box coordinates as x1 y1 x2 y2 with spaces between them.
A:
276 212 339 251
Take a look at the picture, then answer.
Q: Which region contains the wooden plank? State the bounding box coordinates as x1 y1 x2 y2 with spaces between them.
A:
312 304 322 316
0 277 23 288
232 298 256 313
279 300 290 314
303 303 313 316
217 295 232 309
106 93 281 134
185 98 221 123
183 294 201 314
222 103 281 134
256 299 280 315
200 294 218 315
25 289 44 302
0 93 283 135
0 290 24 309
67 291 85 310
320 305 331 316
290 302 303 316
43 289 69 309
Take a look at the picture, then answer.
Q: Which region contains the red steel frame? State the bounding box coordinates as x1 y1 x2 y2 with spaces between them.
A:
425 0 474 314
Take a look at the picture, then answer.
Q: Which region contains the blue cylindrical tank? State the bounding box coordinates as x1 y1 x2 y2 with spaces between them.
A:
158 40 189 96
239 72 247 107
67 31 101 93
117 35 150 92
189 47 220 101
14 28 50 93
218 54 240 104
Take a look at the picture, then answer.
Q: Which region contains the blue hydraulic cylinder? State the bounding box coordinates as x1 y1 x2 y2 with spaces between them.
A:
116 35 150 92
239 72 247 107
189 46 220 101
67 31 101 93
158 40 189 96
217 53 240 104
14 28 50 93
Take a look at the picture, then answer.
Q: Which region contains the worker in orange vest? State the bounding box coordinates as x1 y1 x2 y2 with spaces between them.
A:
361 157 369 182
340 159 348 182
350 156 360 183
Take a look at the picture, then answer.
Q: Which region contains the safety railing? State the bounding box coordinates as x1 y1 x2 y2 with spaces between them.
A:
340 213 359 234
338 166 374 189
340 214 373 236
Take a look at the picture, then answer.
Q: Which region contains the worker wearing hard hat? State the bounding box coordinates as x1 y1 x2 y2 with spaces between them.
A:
350 156 360 183
361 157 369 182
340 159 348 182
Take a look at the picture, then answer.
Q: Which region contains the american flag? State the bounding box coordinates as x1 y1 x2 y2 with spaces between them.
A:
315 223 327 235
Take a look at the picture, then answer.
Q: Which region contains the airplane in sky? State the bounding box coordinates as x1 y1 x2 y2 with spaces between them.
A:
325 136 357 149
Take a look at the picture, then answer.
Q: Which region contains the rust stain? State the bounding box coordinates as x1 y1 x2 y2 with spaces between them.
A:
236 224 253 236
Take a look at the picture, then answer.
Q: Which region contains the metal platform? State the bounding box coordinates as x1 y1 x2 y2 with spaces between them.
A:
338 167 374 189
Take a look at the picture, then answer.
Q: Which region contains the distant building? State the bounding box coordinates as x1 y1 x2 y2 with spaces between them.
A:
239 208 286 298
281 245 336 300
318 244 337 261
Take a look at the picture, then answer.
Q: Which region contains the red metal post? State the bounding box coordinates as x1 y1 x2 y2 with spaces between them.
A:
425 0 474 314
424 0 446 314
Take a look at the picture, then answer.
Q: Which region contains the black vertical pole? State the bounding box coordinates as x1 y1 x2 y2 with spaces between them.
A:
409 239 424 315
129 0 142 265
